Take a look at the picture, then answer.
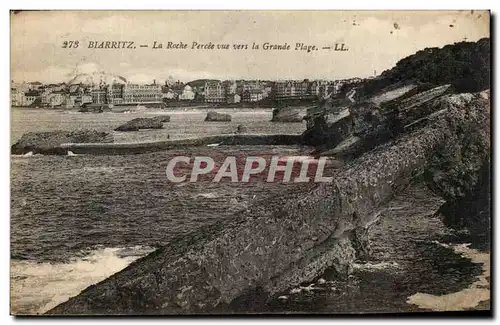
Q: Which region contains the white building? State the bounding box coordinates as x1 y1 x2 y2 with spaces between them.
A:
48 92 66 107
179 85 195 100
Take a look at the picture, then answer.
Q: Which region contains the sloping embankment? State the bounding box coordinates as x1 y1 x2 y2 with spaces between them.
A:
46 91 489 315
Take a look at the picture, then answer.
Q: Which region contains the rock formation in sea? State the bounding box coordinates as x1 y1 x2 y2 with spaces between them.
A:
204 111 232 122
114 116 171 132
271 107 303 122
11 130 113 155
235 124 248 134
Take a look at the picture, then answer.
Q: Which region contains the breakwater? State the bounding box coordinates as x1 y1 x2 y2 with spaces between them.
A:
61 134 303 155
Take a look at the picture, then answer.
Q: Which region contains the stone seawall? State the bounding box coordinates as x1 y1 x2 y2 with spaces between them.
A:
62 134 303 155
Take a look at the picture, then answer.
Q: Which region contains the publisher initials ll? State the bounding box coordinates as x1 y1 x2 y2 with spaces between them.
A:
334 43 348 51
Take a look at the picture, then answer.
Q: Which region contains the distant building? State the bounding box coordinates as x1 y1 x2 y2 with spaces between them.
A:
223 80 237 95
106 83 125 105
310 80 326 97
47 91 66 107
163 89 178 100
226 93 241 104
40 89 53 106
66 94 79 108
11 88 25 107
122 83 162 104
263 86 272 98
273 81 295 99
272 80 312 100
179 85 195 100
242 89 264 102
81 95 93 105
24 91 40 106
91 89 107 104
204 81 225 103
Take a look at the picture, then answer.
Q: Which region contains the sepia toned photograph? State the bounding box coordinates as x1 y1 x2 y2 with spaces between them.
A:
9 10 491 316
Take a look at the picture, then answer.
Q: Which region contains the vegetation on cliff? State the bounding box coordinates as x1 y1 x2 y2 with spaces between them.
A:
362 38 489 97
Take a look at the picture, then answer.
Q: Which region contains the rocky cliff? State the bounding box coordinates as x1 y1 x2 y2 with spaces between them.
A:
46 39 490 314
47 89 490 315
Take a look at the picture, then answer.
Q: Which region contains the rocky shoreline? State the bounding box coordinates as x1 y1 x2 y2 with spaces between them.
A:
46 89 490 315
9 38 489 315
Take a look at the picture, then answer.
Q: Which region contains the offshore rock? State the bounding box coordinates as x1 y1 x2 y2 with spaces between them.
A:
205 111 231 122
271 107 303 122
78 104 112 113
114 116 171 132
11 130 113 155
235 124 247 134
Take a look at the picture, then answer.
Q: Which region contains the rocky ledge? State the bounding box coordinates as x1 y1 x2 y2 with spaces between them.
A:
115 116 171 131
46 90 490 315
11 130 113 155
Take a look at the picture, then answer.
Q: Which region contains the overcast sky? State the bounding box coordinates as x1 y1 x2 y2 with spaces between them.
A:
11 10 489 84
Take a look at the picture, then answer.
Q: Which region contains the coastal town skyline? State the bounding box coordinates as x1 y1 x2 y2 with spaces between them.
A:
11 71 363 108
11 11 489 84
10 61 365 85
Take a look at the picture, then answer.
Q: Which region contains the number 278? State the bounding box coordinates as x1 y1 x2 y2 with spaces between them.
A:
62 41 79 48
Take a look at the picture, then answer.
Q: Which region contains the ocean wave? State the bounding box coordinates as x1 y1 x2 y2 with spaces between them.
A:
11 151 43 158
10 245 156 315
353 261 400 271
195 192 220 199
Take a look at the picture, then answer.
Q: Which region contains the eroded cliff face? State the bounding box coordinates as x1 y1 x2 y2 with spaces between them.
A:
424 91 491 248
47 89 490 315
424 91 490 202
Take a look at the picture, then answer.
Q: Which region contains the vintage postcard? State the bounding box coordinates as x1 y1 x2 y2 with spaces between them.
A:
10 10 491 315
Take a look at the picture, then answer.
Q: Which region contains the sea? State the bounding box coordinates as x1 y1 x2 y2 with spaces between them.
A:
10 107 490 315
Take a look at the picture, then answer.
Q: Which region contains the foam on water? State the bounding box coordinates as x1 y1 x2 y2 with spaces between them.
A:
10 245 155 315
196 192 220 199
353 261 400 271
11 152 42 158
407 242 490 311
